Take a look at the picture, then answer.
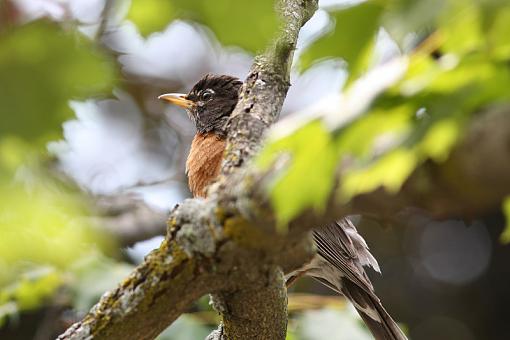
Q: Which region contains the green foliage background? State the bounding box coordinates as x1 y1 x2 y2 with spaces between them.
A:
1 0 509 338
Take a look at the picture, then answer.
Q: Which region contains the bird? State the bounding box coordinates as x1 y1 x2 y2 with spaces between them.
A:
159 74 407 340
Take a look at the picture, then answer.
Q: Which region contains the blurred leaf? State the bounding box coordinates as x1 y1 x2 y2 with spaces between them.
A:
0 302 17 328
128 0 278 53
418 118 460 162
127 0 176 36
70 252 134 311
0 137 31 172
487 5 510 60
158 314 212 340
0 180 113 287
335 105 413 158
340 149 418 200
288 293 346 312
294 308 371 340
499 197 510 244
0 21 116 144
0 267 62 324
258 121 337 228
439 0 483 55
300 1 383 77
0 267 61 310
382 0 445 44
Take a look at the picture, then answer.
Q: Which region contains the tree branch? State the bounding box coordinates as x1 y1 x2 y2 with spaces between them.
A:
58 1 318 339
92 194 167 247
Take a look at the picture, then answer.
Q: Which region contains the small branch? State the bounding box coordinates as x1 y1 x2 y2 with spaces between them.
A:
92 194 167 247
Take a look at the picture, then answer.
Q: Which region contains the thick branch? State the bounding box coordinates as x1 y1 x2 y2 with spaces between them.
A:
59 1 318 339
92 194 167 247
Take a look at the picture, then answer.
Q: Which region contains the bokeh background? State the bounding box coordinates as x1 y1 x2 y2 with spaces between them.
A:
1 0 509 339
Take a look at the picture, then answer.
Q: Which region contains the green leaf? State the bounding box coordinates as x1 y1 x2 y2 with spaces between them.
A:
0 21 116 145
299 1 383 76
70 253 134 311
418 118 460 162
487 5 510 60
0 267 62 325
340 148 418 201
257 121 338 228
127 0 176 36
335 105 413 159
7 268 62 310
439 0 484 55
259 0 510 227
500 197 510 244
158 314 212 340
128 0 278 53
0 180 114 287
382 0 445 44
294 308 372 340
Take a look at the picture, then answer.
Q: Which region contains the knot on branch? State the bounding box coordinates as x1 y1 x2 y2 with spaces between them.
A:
168 199 223 257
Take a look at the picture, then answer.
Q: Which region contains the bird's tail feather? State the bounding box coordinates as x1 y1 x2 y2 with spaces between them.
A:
342 279 407 340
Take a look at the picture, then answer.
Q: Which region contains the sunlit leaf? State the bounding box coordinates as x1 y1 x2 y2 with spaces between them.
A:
382 0 445 44
499 197 510 244
439 0 483 55
128 0 278 53
127 0 176 36
418 118 460 162
0 181 113 287
258 121 337 228
0 268 62 310
300 1 383 76
0 21 116 144
340 149 418 201
487 5 510 60
0 267 62 324
294 308 372 340
335 105 413 158
0 137 31 172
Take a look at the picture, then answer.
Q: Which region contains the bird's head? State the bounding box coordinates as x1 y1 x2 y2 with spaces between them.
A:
159 74 243 137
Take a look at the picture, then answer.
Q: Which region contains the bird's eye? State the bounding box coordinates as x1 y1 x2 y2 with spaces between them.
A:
201 90 213 101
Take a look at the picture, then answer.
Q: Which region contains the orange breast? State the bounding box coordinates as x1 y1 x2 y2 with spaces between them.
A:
186 133 226 198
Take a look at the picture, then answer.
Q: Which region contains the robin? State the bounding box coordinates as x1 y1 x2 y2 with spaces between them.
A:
159 74 407 340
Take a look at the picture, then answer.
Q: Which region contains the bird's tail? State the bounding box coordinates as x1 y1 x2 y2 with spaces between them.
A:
341 279 407 340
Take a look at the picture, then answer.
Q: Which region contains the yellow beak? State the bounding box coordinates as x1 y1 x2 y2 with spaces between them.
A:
158 93 194 109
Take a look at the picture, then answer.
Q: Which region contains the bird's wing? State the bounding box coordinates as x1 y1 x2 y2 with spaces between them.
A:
308 219 407 340
312 219 379 294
